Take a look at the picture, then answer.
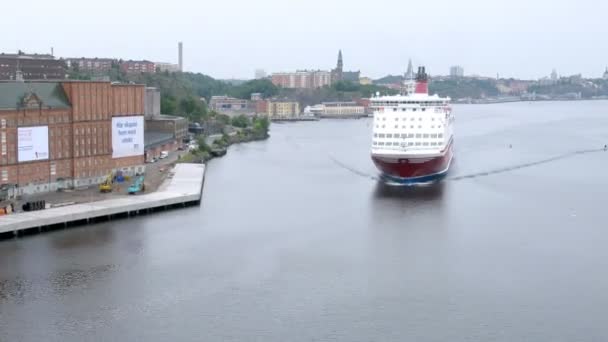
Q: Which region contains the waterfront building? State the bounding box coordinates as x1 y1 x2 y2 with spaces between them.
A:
0 51 66 80
209 96 251 117
267 101 300 119
255 100 268 115
0 81 146 197
450 65 464 78
310 102 365 118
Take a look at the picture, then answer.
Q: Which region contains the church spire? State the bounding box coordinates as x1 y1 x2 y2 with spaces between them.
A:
337 50 343 70
405 58 414 79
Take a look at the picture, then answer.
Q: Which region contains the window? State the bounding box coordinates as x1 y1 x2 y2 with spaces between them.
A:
422 108 426 112
1 132 5 143
423 134 429 138
415 142 421 146
401 134 407 138
419 118 422 121
431 134 438 138
1 145 6 156
408 133 414 138
379 134 386 138
1 169 7 182
372 141 378 145
393 108 397 112
379 142 385 146
438 133 444 138
395 125 398 129
373 133 378 137
402 108 406 112
386 134 392 138
386 142 392 146
431 142 437 146
413 108 417 112
423 142 429 146
410 118 414 121
408 142 414 146
395 117 399 121
431 118 435 121
410 125 414 129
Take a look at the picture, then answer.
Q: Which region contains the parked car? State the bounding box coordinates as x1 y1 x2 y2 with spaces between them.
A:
159 151 169 159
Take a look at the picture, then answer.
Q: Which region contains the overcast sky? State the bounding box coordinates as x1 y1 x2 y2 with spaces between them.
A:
2 0 606 80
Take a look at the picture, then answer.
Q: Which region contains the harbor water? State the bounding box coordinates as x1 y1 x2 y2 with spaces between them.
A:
1 101 608 341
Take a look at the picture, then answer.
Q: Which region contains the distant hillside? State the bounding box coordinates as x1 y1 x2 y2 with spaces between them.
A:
429 78 500 99
375 75 404 84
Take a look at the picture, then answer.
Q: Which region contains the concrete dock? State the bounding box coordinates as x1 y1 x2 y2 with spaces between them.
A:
0 163 205 239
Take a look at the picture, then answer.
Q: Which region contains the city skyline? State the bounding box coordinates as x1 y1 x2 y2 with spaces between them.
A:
1 0 607 80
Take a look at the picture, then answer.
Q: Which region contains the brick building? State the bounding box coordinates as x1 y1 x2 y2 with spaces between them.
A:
0 81 145 197
121 60 156 74
271 70 331 89
65 57 115 74
0 52 66 80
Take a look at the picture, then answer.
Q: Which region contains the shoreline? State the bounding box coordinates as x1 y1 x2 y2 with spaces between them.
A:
0 164 206 240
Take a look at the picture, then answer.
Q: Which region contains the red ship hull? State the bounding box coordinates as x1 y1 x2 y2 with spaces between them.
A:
371 140 454 184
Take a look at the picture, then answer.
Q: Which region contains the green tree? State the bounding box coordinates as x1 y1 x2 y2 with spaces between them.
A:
161 95 177 114
231 115 250 128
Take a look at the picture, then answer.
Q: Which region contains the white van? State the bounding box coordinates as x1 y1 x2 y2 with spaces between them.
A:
159 151 169 159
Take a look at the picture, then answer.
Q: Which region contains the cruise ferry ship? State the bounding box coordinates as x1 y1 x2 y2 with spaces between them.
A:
370 66 454 184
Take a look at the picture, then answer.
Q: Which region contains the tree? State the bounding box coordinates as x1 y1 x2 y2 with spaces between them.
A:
229 79 279 99
161 95 177 114
231 115 249 128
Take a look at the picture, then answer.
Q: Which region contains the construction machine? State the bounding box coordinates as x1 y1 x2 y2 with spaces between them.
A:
99 172 114 193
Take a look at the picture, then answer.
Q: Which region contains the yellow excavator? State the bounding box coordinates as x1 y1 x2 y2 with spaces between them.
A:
99 172 114 193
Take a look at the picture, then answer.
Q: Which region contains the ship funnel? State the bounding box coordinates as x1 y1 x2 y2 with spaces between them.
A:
415 66 428 94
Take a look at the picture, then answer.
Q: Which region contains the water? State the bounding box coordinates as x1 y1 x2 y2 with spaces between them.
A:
2 101 608 341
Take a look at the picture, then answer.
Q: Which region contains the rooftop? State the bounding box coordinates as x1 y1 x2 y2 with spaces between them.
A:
144 131 174 149
146 114 188 121
0 82 70 110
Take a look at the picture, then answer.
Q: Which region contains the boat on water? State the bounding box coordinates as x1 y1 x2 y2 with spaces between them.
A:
370 65 454 185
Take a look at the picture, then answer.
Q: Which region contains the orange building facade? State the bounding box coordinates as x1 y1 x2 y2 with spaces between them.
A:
0 81 145 197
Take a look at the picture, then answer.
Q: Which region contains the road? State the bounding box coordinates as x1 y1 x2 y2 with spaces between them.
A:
11 149 188 212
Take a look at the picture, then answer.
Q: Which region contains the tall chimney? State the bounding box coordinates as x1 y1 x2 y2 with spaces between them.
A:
414 66 428 94
178 42 183 72
51 47 54 56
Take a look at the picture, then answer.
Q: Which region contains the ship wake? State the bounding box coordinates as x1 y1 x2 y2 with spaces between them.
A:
449 147 606 181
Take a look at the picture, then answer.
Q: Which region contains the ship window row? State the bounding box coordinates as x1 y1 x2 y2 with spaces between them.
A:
378 117 441 121
375 133 444 139
393 108 427 112
376 125 443 129
373 141 443 147
373 101 447 106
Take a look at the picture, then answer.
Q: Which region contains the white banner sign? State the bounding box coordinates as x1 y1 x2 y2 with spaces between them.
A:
112 116 144 158
18 126 49 162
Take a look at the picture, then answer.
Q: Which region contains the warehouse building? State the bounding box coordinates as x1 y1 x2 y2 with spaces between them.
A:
0 80 145 198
